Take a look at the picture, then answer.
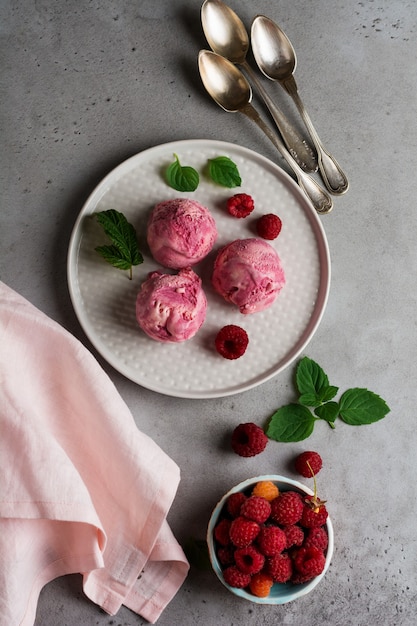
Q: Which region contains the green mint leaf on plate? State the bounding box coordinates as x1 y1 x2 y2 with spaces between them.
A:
314 401 340 424
296 357 338 406
338 388 390 425
267 404 316 442
94 209 143 280
207 156 241 188
165 153 199 192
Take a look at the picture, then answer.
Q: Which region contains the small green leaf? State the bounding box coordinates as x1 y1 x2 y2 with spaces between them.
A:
183 537 211 571
296 357 331 399
94 209 143 279
266 403 316 442
339 388 390 425
320 385 339 402
314 401 340 423
95 245 134 271
165 154 199 191
299 393 322 408
207 156 241 188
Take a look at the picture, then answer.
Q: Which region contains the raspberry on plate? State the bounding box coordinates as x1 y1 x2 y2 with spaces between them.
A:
226 193 255 218
229 516 261 548
294 451 323 477
240 496 271 524
249 572 274 598
292 546 326 579
234 545 265 575
231 422 268 457
270 491 304 525
256 213 282 240
223 565 252 588
215 324 249 360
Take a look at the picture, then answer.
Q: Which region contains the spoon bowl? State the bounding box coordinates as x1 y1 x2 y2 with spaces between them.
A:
198 50 333 214
201 0 316 172
251 15 349 195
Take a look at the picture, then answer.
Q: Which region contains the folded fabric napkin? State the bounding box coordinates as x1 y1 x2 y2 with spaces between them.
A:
0 281 189 626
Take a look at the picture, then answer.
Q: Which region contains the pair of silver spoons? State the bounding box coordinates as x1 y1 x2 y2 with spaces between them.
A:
199 0 349 214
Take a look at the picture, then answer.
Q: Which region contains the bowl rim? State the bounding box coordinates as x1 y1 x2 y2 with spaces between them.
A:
206 474 334 604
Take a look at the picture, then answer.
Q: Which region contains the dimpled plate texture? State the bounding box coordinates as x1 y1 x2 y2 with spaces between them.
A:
67 139 330 399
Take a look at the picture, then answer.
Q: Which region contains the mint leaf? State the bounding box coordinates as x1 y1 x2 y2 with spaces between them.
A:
338 388 390 425
94 209 143 279
320 385 339 402
296 356 338 406
267 404 316 442
314 401 339 423
165 154 199 192
207 156 241 188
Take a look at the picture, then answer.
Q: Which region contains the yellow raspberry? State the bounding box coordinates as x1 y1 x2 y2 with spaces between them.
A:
252 481 279 502
249 572 274 598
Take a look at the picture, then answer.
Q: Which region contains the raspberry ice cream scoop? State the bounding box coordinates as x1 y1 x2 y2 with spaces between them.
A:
136 268 207 342
147 198 217 269
212 238 285 314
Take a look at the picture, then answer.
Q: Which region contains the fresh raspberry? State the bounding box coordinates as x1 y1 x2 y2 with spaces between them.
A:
234 545 265 575
300 497 328 528
226 193 255 218
223 565 251 588
217 546 235 566
292 546 326 579
215 325 249 360
214 518 231 546
270 491 303 525
266 552 293 583
226 492 247 518
294 451 323 477
282 524 304 549
257 525 287 557
240 496 271 524
251 480 279 502
229 516 260 548
256 213 282 239
231 422 268 457
291 571 317 584
303 527 328 551
249 572 274 598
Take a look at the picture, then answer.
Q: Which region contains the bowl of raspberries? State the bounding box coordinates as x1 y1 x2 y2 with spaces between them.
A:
207 474 333 603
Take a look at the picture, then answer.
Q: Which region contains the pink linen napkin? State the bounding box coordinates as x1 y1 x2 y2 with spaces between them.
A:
0 281 189 626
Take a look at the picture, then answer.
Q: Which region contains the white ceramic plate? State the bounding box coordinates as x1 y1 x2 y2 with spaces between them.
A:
67 139 330 399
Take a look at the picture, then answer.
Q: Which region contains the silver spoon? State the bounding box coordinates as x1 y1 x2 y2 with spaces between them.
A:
201 0 317 173
198 50 333 214
251 15 349 195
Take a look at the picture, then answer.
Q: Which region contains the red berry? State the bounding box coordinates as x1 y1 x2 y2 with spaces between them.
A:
226 193 255 218
282 524 305 549
266 552 293 583
270 491 303 525
303 527 328 551
229 516 260 548
257 525 287 557
223 565 252 588
226 492 247 518
294 451 323 477
240 496 271 524
217 546 235 566
301 497 328 528
292 546 326 579
214 518 231 546
234 545 265 575
249 572 274 598
231 422 268 457
256 213 282 239
215 324 249 360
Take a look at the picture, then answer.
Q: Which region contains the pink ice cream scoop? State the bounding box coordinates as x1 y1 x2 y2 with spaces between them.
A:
147 198 217 269
212 238 286 314
136 268 207 342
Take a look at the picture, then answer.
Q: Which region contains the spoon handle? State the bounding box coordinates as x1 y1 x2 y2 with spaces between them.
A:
243 62 317 174
240 103 333 214
281 76 349 195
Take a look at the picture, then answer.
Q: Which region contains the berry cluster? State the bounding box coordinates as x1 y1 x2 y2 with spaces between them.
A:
213 480 328 598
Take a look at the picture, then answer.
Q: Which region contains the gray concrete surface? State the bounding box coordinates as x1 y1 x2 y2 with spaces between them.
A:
1 0 416 624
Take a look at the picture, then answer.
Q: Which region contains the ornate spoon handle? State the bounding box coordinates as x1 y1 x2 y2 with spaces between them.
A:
282 75 349 195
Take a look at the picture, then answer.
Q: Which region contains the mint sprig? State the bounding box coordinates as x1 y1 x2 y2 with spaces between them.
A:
165 154 199 192
207 156 241 188
266 357 390 442
94 209 143 280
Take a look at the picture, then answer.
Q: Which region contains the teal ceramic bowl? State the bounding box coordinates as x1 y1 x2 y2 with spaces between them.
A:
207 475 333 604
